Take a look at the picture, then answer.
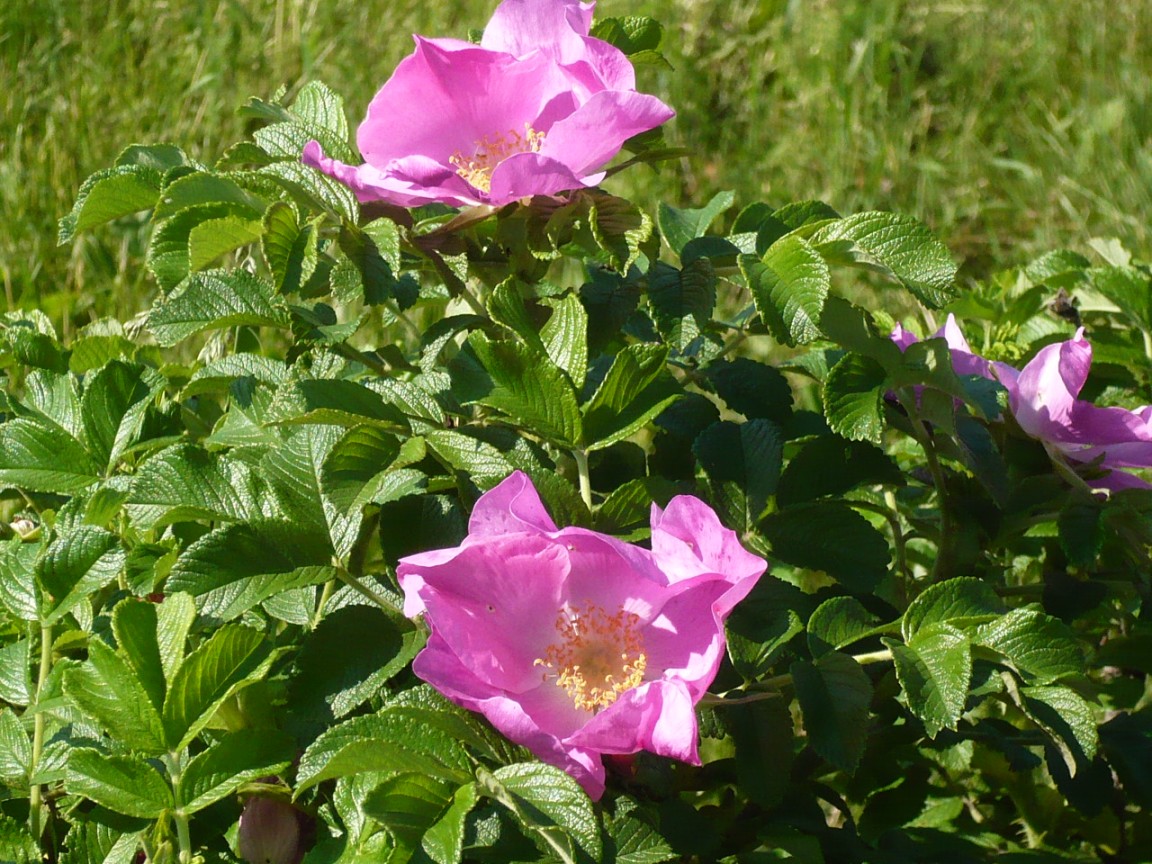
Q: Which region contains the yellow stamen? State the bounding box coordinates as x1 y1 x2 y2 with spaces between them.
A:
534 602 647 713
449 124 546 194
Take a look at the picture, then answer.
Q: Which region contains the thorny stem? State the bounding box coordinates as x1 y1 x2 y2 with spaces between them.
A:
572 449 593 511
28 621 53 843
704 648 895 705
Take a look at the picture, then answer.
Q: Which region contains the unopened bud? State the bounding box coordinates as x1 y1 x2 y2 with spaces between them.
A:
238 796 301 864
9 519 39 541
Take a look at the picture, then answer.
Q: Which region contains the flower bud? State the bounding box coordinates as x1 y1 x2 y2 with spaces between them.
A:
238 796 301 864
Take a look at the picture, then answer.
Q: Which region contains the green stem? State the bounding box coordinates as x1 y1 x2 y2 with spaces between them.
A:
165 751 192 864
1143 329 1152 363
28 621 53 843
851 497 909 584
708 648 895 704
333 565 401 617
899 390 955 582
572 449 593 511
424 247 487 317
311 579 336 630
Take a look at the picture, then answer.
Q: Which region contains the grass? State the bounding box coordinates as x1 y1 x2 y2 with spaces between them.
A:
2 0 1150 329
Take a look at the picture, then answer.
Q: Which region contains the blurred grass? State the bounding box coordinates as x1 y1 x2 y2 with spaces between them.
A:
2 0 1150 330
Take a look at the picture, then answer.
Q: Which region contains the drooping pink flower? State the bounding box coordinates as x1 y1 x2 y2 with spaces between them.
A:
396 471 765 798
890 313 995 381
993 329 1152 490
302 0 674 208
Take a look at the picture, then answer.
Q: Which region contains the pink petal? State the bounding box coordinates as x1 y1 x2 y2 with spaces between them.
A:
468 470 559 536
482 0 596 61
567 679 699 765
1009 333 1091 439
642 579 737 697
303 142 478 207
650 496 767 593
487 152 596 204
538 90 675 177
399 537 568 691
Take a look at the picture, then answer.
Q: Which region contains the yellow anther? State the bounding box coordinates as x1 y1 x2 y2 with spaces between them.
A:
535 602 647 713
449 124 546 194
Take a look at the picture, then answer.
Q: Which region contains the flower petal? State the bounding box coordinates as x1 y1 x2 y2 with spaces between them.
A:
538 90 675 177
1009 332 1090 440
482 0 595 61
468 470 559 536
568 679 699 765
650 495 766 598
487 152 595 204
302 142 478 207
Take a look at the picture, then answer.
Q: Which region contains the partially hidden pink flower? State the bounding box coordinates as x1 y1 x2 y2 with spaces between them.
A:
993 329 1152 490
238 794 302 864
890 313 995 381
302 0 674 208
396 471 765 798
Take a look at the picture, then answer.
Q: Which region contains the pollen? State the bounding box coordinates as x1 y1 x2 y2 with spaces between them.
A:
535 602 648 713
449 124 546 194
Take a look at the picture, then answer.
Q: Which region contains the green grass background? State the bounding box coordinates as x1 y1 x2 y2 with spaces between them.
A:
3 0 1150 332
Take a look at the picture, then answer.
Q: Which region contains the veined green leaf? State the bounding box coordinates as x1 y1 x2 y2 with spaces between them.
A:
791 651 873 773
66 750 173 819
148 269 288 347
886 623 972 737
179 729 294 814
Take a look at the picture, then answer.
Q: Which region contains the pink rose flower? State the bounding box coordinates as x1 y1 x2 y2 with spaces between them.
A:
302 0 674 208
237 794 302 864
396 471 765 798
890 313 995 381
993 329 1152 490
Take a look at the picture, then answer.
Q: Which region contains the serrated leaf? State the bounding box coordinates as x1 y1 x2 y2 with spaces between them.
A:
127 444 260 529
1020 685 1099 774
886 623 971 737
488 280 548 354
147 202 239 290
703 357 793 424
605 805 676 864
362 773 457 856
259 160 359 222
657 191 734 255
0 637 32 704
179 729 294 814
148 269 288 346
901 578 1004 640
58 165 162 244
590 15 664 55
296 710 471 794
807 596 883 657
693 419 783 533
647 259 717 352
320 424 402 514
156 592 196 683
424 782 479 864
64 640 168 753
974 608 1083 685
153 172 263 221
188 214 264 270
741 235 830 346
760 501 889 592
80 361 161 471
66 749 172 819
540 294 589 392
488 763 601 863
589 192 652 271
111 599 166 714
161 624 272 750
822 352 887 444
0 709 30 784
777 435 902 507
289 605 423 723
59 819 139 864
0 417 101 494
469 334 583 448
582 344 679 450
791 651 872 772
37 526 126 625
336 218 401 305
268 379 409 432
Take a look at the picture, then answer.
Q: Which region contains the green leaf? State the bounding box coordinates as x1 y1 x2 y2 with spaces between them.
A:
111 599 166 714
58 165 163 244
127 444 260 529
604 804 676 864
760 501 889 592
66 749 172 819
260 160 359 222
777 436 903 507
0 417 101 494
582 344 680 451
1020 685 1099 774
156 592 196 683
590 15 664 55
64 640 168 754
362 773 457 857
647 259 717 352
703 358 793 424
487 763 601 863
37 526 126 625
811 211 957 308
0 708 30 784
469 334 583 448
335 218 402 305
269 379 409 432
540 294 589 392
188 214 264 270
901 577 1004 640
161 624 273 750
147 269 289 346
488 280 549 355
320 424 403 514
289 605 424 723
80 361 161 471
741 235 830 346
723 696 795 809
807 596 883 657
1058 498 1104 568
147 202 240 290
588 192 653 271
0 638 32 705
179 729 295 814
973 607 1084 685
424 782 479 864
822 353 887 444
724 576 808 680
58 819 140 864
0 815 38 863
153 172 263 221
886 623 971 737
693 419 783 533
295 709 472 794
791 651 873 772
657 191 734 255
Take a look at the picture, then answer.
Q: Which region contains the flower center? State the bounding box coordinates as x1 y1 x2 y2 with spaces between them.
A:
535 602 647 713
449 124 546 194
